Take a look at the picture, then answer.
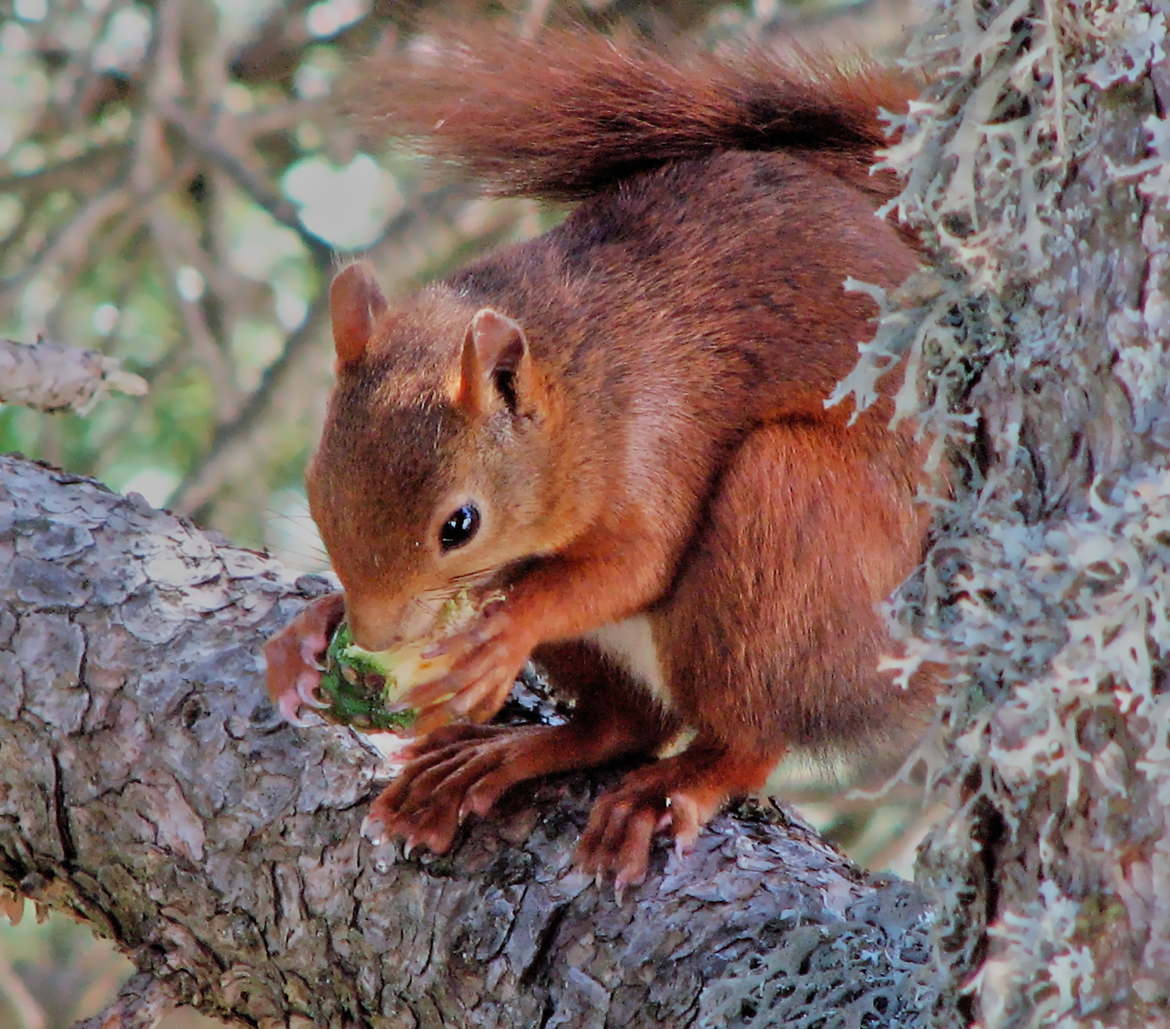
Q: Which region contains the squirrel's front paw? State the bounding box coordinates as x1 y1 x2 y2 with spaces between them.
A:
263 591 345 725
398 607 532 734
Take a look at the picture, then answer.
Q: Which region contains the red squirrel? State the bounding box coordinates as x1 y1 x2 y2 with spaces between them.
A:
264 25 935 890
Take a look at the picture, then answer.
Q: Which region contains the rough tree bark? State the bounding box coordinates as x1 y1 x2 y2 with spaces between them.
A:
831 1 1170 1025
0 455 938 1028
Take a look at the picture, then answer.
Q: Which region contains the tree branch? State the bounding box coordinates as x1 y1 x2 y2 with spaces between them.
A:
0 455 939 1026
0 338 148 414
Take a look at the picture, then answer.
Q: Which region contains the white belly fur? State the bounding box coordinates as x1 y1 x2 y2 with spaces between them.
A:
584 614 672 709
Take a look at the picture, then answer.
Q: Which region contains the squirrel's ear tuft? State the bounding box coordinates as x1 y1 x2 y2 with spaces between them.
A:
457 308 534 417
330 262 389 368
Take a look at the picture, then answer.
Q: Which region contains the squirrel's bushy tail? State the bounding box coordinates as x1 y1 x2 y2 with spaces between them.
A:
351 24 913 204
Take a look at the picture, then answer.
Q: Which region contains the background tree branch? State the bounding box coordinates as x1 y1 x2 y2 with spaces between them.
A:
0 454 939 1027
0 338 147 415
0 0 917 559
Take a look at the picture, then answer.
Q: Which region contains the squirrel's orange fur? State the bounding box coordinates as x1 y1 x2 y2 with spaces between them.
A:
264 24 934 889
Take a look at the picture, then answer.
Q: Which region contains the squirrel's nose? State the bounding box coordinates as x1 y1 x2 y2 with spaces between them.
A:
346 593 441 652
345 604 405 653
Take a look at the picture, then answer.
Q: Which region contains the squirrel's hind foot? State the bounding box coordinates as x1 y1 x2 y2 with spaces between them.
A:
574 741 782 895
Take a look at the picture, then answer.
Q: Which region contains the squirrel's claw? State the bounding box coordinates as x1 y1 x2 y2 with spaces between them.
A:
360 812 389 845
295 671 330 709
278 690 313 727
299 636 328 670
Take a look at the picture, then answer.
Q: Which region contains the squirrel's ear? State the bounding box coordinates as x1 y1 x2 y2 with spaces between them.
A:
457 308 536 417
330 262 389 368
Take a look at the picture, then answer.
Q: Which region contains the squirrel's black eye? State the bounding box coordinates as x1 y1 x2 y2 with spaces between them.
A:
439 503 480 551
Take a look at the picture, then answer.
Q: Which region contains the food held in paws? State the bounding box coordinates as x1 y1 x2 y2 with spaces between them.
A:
317 590 498 734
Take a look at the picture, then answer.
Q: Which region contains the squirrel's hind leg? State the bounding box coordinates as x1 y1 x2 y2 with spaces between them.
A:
365 640 679 856
575 420 928 886
661 418 930 755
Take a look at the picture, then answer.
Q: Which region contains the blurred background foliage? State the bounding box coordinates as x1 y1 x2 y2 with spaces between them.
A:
0 0 922 1025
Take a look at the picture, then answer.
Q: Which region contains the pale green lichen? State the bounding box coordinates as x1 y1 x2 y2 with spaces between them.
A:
833 1 1170 1024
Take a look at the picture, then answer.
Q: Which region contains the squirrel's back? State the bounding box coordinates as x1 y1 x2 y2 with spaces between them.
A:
351 23 913 208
